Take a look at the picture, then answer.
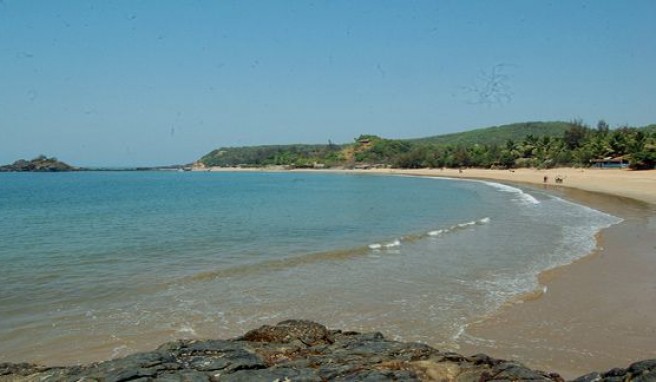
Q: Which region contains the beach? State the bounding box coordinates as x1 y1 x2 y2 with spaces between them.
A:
352 167 656 378
1 168 654 378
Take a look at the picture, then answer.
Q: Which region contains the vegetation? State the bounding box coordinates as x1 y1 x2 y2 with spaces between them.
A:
407 121 572 147
200 143 344 168
0 155 78 172
198 121 656 170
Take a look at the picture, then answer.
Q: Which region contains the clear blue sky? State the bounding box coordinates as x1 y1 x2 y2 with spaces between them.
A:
1 1 655 166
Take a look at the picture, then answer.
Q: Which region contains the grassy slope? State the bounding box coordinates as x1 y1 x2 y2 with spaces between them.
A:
406 121 572 147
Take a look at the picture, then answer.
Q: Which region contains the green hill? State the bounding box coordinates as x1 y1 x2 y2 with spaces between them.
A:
199 121 575 167
199 143 344 168
407 121 572 147
197 120 656 170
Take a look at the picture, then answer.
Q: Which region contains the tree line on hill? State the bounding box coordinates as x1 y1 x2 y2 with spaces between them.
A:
199 121 656 170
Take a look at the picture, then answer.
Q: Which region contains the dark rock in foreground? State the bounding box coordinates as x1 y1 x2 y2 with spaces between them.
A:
1 320 655 381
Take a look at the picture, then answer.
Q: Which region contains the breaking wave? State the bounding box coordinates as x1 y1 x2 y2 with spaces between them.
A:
369 217 491 250
481 181 540 205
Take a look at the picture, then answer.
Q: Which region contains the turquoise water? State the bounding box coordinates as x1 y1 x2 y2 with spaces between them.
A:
0 171 620 364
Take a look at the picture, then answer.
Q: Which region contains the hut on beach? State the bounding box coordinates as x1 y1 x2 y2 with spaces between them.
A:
590 156 629 169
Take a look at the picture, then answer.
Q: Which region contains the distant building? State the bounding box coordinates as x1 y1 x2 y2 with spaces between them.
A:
590 156 629 169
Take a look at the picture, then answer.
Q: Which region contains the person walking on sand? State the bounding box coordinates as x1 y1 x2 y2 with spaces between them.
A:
543 175 548 183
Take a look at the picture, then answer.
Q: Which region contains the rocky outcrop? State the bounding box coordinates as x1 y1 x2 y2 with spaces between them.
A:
0 156 77 172
1 320 655 381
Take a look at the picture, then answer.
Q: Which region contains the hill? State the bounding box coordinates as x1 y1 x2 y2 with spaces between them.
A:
197 121 576 168
407 121 572 147
199 143 344 168
197 120 656 170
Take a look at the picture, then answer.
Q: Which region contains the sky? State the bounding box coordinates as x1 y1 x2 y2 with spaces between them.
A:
1 1 655 166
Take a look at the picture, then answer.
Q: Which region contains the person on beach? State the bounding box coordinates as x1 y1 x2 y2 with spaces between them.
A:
544 175 548 183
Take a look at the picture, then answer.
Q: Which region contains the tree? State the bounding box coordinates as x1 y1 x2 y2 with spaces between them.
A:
630 151 651 169
596 120 610 136
563 120 590 149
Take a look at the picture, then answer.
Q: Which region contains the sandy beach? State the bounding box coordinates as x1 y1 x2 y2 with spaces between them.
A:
352 167 656 378
361 167 656 206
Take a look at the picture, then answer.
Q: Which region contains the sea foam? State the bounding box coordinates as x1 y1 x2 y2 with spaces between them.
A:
370 217 491 250
482 181 540 205
368 239 402 250
428 217 491 237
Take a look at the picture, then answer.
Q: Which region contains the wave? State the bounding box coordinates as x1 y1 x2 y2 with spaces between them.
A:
174 246 371 286
481 181 540 205
176 216 494 288
369 217 491 250
368 239 401 250
427 216 490 237
407 174 539 206
465 198 622 326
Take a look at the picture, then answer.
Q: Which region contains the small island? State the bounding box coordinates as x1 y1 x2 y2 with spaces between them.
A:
0 155 78 172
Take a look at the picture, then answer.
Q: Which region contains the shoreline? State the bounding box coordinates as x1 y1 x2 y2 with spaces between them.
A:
340 168 656 378
201 165 656 205
6 167 654 377
9 319 654 381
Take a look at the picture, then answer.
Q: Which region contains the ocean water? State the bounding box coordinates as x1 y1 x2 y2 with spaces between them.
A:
0 171 620 365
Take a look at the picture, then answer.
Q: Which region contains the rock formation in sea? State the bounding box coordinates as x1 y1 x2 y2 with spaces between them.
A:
1 320 654 381
0 156 77 172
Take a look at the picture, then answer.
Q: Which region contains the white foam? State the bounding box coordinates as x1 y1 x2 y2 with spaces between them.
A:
384 239 401 249
85 310 97 320
111 345 130 359
428 217 490 238
452 325 466 341
369 239 401 250
482 181 540 205
177 323 197 336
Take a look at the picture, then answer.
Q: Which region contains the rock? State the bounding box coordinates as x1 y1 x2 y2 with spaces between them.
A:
572 372 602 382
629 360 656 375
409 360 461 381
240 319 334 346
0 320 654 381
0 156 77 172
219 368 322 382
633 372 656 382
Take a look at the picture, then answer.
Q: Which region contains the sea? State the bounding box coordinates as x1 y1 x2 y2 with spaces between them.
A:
0 171 621 365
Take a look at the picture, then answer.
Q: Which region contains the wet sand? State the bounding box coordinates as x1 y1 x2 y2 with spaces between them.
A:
357 168 656 378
